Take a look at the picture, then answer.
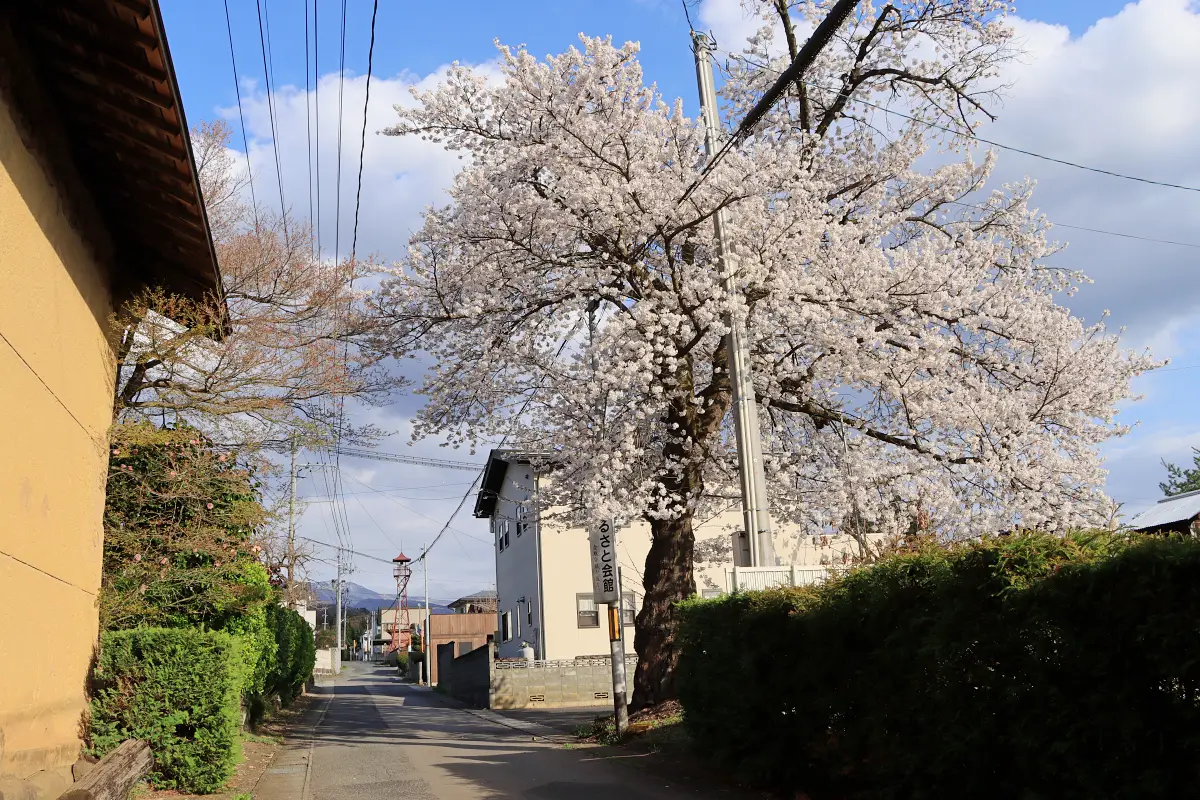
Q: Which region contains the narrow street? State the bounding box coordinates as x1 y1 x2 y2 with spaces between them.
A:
255 663 741 800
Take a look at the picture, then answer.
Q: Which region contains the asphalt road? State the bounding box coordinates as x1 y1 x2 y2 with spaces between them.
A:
255 663 744 800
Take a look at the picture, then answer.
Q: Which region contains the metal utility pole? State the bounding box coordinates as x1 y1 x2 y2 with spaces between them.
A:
692 32 776 568
334 552 344 673
286 438 298 606
609 566 629 736
423 543 430 685
590 520 628 735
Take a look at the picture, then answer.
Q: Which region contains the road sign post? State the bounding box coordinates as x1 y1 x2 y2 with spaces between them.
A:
589 519 628 736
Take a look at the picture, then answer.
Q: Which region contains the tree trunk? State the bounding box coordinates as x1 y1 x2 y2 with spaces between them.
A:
631 508 696 710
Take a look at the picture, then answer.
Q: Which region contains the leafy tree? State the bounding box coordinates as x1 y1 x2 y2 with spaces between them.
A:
1161 449 1200 496
377 2 1156 706
101 421 271 631
112 121 400 449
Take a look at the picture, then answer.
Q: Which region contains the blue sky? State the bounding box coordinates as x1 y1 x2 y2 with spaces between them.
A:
159 0 1200 595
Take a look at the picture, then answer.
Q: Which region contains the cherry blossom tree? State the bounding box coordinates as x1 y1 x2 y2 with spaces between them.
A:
377 2 1157 706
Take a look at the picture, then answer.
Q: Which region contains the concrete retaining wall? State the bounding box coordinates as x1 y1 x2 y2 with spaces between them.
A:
437 647 636 710
491 657 637 709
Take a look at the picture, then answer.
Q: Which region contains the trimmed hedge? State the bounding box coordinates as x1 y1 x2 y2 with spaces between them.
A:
266 604 316 705
677 532 1200 799
89 628 244 793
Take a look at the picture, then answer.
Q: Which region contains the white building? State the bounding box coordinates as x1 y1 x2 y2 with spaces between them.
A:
473 450 881 661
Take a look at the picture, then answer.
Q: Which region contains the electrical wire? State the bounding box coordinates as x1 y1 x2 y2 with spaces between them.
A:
410 320 586 567
221 0 259 226
338 470 492 545
697 45 1200 250
332 0 349 266
314 0 322 259
304 0 315 262
350 0 379 261
254 0 290 233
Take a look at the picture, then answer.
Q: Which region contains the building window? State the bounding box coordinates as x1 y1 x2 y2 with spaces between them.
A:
497 518 510 552
516 504 527 536
701 589 723 599
576 594 599 628
621 592 637 626
501 611 513 641
515 606 522 639
527 599 534 627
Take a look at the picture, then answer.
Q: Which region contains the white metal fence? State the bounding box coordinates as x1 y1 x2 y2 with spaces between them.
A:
720 565 832 593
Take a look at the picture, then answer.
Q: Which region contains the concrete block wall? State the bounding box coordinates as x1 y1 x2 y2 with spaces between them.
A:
491 657 638 709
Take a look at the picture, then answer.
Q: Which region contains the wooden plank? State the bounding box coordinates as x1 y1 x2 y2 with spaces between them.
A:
59 739 153 800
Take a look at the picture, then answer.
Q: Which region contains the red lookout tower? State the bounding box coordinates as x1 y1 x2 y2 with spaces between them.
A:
389 552 413 653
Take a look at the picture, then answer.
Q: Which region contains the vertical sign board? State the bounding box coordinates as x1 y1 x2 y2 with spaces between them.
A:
589 519 620 603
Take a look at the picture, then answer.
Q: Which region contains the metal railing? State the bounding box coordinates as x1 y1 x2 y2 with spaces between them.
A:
721 565 832 593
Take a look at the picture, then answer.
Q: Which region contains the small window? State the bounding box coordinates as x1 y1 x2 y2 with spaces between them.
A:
701 589 723 599
576 594 599 628
515 607 522 639
621 592 636 626
516 504 527 536
527 600 534 627
497 519 510 552
501 611 513 641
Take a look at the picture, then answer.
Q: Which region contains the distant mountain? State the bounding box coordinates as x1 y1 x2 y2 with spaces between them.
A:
306 581 452 613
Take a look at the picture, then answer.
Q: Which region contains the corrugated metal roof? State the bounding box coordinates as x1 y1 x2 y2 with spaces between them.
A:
1128 489 1200 530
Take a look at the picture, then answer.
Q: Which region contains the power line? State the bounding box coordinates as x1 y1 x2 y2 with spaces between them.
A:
313 0 322 259
719 46 1200 194
339 470 492 545
942 201 1200 250
304 0 315 261
701 47 1200 249
350 0 379 261
410 321 585 567
254 0 290 232
332 0 349 266
222 0 259 226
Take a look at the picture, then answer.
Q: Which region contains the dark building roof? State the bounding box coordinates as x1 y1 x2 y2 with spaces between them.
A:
473 450 517 518
1 0 220 302
449 590 498 608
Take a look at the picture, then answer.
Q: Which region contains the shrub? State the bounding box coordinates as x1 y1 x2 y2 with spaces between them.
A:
89 628 244 794
677 531 1200 799
266 604 316 705
101 423 270 632
396 651 410 674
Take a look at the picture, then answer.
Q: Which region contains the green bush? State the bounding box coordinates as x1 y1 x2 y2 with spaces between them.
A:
266 604 316 705
89 628 244 794
677 531 1200 799
396 651 410 673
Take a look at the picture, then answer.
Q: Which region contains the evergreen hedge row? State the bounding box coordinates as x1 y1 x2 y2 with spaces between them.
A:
88 628 244 793
677 532 1200 799
266 603 317 705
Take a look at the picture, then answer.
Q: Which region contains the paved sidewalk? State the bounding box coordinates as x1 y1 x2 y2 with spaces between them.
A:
254 662 750 800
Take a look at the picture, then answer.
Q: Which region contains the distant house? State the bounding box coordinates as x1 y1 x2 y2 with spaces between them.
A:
0 0 219 778
448 590 498 615
1128 490 1200 536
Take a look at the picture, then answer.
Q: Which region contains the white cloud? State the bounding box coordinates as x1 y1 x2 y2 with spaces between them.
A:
222 61 503 266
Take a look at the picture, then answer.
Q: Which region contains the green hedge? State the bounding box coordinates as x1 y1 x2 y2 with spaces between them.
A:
266 604 316 705
89 628 244 793
677 532 1200 799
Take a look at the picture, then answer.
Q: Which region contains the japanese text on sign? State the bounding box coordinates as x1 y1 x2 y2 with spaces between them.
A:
589 519 619 603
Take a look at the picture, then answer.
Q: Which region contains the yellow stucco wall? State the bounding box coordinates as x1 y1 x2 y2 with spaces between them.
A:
0 90 114 777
